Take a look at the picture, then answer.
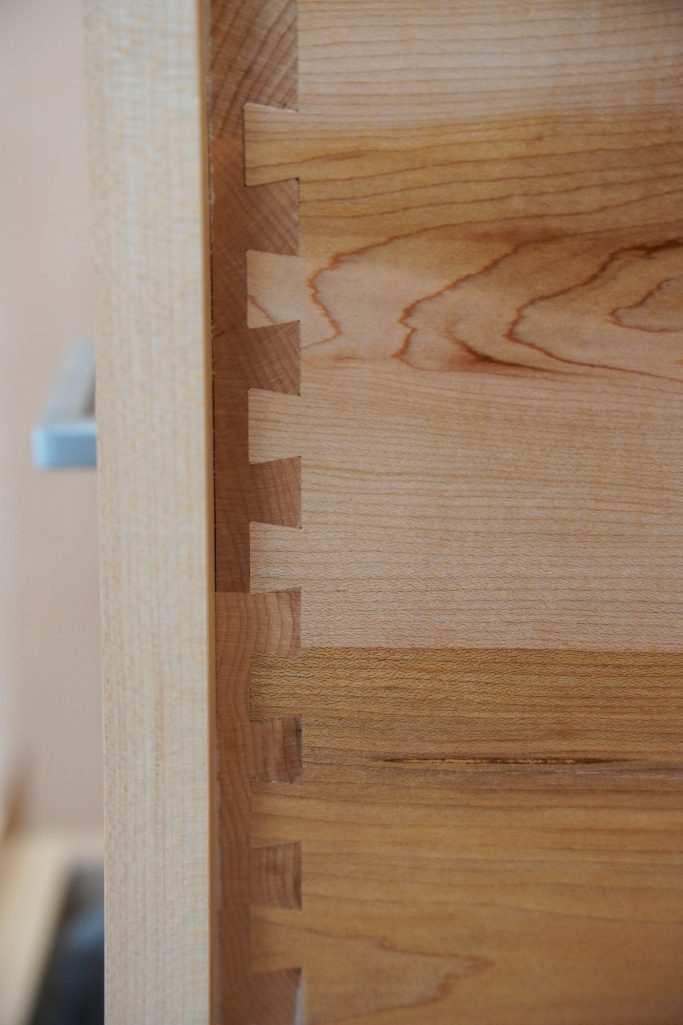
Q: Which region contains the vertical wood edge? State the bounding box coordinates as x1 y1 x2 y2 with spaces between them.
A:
84 1 213 1022
198 3 218 1023
210 0 302 1019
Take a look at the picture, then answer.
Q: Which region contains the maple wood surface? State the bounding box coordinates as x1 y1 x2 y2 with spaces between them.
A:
211 1 683 1022
86 2 213 1022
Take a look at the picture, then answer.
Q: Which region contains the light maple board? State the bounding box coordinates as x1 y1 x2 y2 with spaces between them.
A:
86 2 213 1022
210 2 683 1023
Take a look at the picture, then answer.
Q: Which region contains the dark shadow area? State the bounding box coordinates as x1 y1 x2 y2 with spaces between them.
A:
30 865 104 1025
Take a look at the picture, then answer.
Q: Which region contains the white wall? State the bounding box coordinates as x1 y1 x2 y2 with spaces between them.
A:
0 0 102 828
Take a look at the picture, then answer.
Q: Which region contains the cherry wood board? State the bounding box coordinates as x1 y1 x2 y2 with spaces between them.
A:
209 2 683 1022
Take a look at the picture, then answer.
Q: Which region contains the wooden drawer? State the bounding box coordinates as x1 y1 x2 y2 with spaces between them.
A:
86 2 683 1022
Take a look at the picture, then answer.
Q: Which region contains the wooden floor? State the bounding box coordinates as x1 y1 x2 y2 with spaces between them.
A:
210 2 683 1021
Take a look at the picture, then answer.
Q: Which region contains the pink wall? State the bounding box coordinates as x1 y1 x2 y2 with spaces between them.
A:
0 0 102 828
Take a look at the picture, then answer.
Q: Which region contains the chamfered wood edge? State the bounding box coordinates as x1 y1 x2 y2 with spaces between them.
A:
84 2 214 1023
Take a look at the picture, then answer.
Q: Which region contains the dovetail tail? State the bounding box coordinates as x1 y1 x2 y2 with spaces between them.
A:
249 457 302 528
243 103 301 189
223 716 302 786
250 843 302 909
243 177 300 254
216 589 301 659
249 968 303 1025
246 322 301 396
249 717 302 783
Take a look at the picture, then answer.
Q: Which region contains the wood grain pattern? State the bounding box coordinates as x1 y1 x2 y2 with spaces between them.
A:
209 1 304 1020
252 776 683 1025
249 650 683 1024
211 0 299 594
215 589 302 1022
245 3 683 650
251 649 683 769
210 1 683 1022
85 2 212 1023
250 843 302 909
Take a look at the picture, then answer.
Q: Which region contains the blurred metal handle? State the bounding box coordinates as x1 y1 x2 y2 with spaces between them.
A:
31 341 97 470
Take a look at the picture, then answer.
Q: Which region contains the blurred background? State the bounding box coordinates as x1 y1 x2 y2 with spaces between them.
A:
0 0 103 1021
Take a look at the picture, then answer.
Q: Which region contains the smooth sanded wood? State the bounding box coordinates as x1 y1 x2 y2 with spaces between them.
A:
210 1 683 1022
251 649 683 768
246 1 683 653
252 767 683 1025
85 4 213 1023
247 649 683 1023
